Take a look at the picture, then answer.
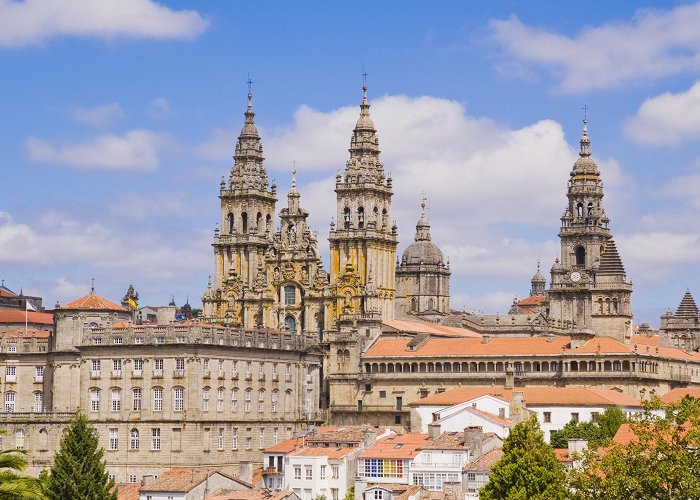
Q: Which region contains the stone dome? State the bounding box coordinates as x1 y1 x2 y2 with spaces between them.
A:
571 156 600 176
531 269 546 283
402 240 444 265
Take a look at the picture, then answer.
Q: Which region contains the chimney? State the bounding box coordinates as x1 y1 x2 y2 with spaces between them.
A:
141 474 156 486
238 461 252 483
464 426 483 461
428 422 441 439
481 335 491 344
505 370 514 389
509 392 525 423
362 427 376 449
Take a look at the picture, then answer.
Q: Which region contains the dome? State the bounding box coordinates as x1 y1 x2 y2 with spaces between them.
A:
571 156 599 176
531 269 546 283
402 240 444 266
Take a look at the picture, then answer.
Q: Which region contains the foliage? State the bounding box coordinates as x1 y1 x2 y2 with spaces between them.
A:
46 413 116 500
551 407 627 449
568 397 700 499
0 430 47 499
342 485 355 500
480 415 567 500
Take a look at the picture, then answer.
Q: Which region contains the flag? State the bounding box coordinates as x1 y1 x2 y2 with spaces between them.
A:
128 297 138 311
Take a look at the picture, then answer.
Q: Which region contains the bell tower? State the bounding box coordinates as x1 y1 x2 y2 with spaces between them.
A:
203 85 277 326
328 85 398 322
548 118 632 341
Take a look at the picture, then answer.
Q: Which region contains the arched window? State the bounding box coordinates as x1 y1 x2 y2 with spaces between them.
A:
284 285 296 305
130 429 139 450
357 207 365 228
34 392 43 413
217 387 225 412
231 389 239 412
587 202 593 216
285 315 297 333
227 213 234 234
89 388 99 412
173 387 184 412
343 207 351 228
15 429 25 450
241 212 248 233
111 388 121 411
428 298 434 311
575 246 586 267
256 212 262 231
577 203 583 217
411 298 417 312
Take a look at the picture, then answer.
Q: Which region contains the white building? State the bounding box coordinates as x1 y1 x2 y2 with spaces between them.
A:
134 468 251 500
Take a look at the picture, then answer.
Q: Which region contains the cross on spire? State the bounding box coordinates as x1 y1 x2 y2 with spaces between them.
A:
247 74 253 95
582 104 589 123
361 66 368 90
90 277 95 294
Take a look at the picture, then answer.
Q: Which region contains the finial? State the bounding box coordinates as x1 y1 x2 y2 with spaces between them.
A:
90 278 95 294
537 259 540 272
420 191 428 215
246 74 254 109
579 106 591 157
362 65 368 91
207 275 212 288
291 161 297 189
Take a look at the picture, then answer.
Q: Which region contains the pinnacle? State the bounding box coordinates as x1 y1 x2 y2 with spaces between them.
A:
675 290 699 318
597 239 626 277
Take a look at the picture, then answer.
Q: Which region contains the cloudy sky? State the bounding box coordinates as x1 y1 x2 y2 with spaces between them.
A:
2 0 700 325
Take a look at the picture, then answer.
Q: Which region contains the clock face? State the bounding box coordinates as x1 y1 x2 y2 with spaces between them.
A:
570 271 582 283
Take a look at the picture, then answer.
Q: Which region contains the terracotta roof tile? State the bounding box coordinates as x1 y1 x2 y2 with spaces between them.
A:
114 482 140 500
0 328 50 339
288 447 357 459
359 433 429 459
264 437 304 453
516 295 547 307
140 468 245 493
463 449 503 472
382 320 481 338
422 432 465 450
0 288 17 298
412 386 641 407
307 425 372 444
207 489 295 500
60 293 125 311
659 387 700 403
629 335 659 347
0 310 53 324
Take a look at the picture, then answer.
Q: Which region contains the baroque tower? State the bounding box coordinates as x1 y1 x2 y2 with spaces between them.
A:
328 86 398 322
203 89 278 326
547 118 632 341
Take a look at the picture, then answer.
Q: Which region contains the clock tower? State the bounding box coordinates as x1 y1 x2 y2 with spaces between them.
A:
547 118 633 341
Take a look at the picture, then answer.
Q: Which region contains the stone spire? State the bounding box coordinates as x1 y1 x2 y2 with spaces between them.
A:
676 290 699 318
230 88 269 191
415 199 431 242
345 85 384 184
597 239 626 277
287 166 300 213
530 261 546 295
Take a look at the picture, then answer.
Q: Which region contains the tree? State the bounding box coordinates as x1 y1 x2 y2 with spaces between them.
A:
568 397 700 499
342 486 354 500
46 413 116 500
0 430 46 499
480 415 567 500
551 408 627 449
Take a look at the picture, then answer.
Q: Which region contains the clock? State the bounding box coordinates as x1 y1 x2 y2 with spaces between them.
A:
570 271 582 283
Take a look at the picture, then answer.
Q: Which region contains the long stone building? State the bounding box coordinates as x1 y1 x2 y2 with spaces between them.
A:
3 84 700 483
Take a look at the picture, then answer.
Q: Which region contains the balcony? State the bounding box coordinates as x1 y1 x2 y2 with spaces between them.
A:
111 370 122 379
90 371 100 379
5 375 16 383
173 369 185 378
153 369 163 378
132 370 142 378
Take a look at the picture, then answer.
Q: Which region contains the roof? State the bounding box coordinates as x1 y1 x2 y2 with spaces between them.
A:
264 437 304 454
359 433 429 460
140 468 246 493
659 387 700 403
0 310 53 325
630 335 659 347
367 484 423 498
412 386 641 407
114 482 140 500
612 423 637 445
365 335 569 358
59 293 125 312
516 294 547 307
676 291 699 318
597 239 626 276
0 328 50 339
288 447 357 459
381 320 481 338
422 432 466 450
463 449 503 472
553 448 574 463
306 425 371 444
207 489 296 500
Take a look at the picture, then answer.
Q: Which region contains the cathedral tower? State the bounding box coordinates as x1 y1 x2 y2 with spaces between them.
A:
547 118 632 341
203 88 278 326
328 86 398 322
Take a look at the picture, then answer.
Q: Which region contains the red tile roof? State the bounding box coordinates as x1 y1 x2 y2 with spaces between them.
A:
516 295 546 307
140 468 246 493
382 320 481 338
365 335 570 357
463 448 503 472
0 329 50 339
60 293 124 311
412 386 641 407
630 335 659 347
264 437 304 454
114 482 140 500
207 489 296 500
288 447 357 459
358 433 429 459
659 387 700 403
0 310 53 325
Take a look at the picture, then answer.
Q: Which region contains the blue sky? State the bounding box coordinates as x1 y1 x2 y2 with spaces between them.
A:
2 0 700 326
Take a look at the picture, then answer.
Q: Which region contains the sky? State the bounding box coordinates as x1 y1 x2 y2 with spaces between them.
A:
2 0 700 326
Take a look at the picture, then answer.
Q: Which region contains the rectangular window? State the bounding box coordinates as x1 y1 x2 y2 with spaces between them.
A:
153 388 163 411
284 285 295 305
151 428 161 450
174 387 184 412
34 392 43 412
35 366 44 382
273 427 278 445
4 392 16 413
332 465 339 479
111 389 121 411
91 360 100 377
271 391 278 413
5 366 16 382
109 428 118 450
379 391 386 398
543 412 551 423
571 412 579 423
135 337 143 345
591 411 600 422
133 388 142 411
128 475 137 484
286 363 292 381
154 358 163 377
320 465 326 480
232 428 238 450
331 489 339 500
259 427 265 449
175 358 185 377
89 389 99 412
218 359 224 376
202 387 209 412
294 466 301 480
396 396 403 411
245 437 252 450
231 390 238 412
130 429 139 450
218 428 225 450
7 345 16 353
244 390 251 412
133 358 142 377
305 465 312 480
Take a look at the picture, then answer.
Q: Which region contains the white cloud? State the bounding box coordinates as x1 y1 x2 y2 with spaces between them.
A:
490 3 700 93
0 0 209 47
147 97 173 120
69 103 125 126
25 130 168 170
195 128 236 163
626 82 700 145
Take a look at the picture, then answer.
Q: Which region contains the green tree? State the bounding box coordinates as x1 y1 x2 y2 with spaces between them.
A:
342 485 354 500
568 397 700 499
480 415 567 500
0 430 46 499
551 408 627 449
46 413 116 500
